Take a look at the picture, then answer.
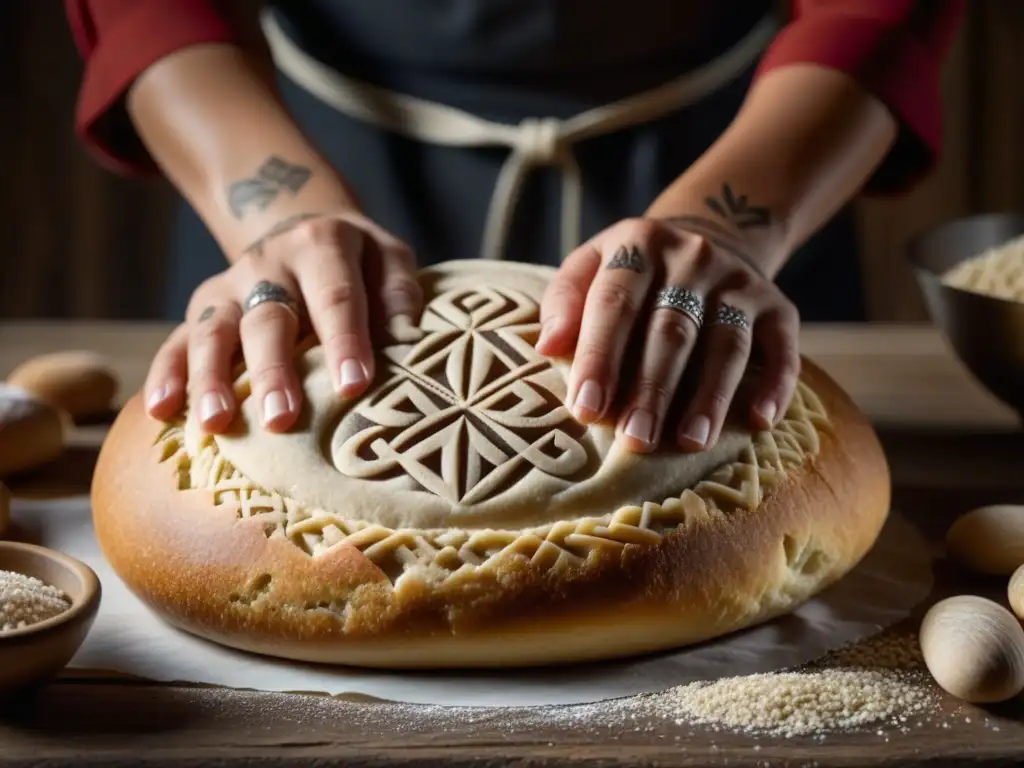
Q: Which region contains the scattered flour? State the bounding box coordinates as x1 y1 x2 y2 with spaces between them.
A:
182 630 963 742
645 668 934 738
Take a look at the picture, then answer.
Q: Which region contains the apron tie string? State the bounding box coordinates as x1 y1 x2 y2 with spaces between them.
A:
262 12 779 262
489 117 582 261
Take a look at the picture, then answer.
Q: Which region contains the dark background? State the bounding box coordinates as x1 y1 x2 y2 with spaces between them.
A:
2 1 1023 323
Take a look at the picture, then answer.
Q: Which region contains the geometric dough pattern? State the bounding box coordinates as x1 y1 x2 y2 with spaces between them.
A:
333 286 593 504
158 379 829 586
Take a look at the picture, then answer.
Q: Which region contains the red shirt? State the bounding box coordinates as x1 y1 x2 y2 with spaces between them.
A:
65 0 964 193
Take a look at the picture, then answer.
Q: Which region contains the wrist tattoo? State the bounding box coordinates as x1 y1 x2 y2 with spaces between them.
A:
227 157 312 219
704 183 771 230
655 183 774 279
197 306 216 322
606 245 646 273
243 212 323 258
659 215 767 278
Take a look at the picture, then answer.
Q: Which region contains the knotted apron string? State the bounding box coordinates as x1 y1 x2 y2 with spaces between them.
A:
262 11 780 262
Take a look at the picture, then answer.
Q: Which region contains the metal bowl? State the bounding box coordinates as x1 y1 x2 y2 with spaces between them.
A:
907 212 1024 417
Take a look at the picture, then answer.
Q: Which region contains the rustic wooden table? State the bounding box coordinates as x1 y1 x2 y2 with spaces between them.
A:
1 321 1023 767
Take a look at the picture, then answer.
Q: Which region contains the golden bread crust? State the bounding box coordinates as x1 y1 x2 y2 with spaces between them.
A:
91 264 890 669
7 351 119 420
0 385 66 478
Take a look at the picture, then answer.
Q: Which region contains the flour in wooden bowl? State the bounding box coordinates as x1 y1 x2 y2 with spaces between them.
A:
0 569 71 632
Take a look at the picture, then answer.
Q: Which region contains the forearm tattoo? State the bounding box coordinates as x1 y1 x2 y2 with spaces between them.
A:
243 212 323 258
606 245 646 273
227 157 312 219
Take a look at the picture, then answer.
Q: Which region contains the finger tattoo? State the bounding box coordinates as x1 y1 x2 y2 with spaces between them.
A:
606 245 646 273
197 306 216 323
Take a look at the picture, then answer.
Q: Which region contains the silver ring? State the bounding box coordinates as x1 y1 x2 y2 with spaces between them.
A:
243 280 301 319
711 303 751 331
654 286 704 327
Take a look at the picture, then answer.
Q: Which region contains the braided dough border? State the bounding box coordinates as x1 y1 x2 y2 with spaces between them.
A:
154 380 830 587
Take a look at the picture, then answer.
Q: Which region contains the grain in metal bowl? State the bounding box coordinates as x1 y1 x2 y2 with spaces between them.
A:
907 212 1024 419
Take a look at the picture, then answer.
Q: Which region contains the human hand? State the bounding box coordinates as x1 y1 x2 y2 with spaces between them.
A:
535 218 800 453
143 212 422 433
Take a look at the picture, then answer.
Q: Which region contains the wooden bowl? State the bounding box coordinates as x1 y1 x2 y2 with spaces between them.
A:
0 542 101 696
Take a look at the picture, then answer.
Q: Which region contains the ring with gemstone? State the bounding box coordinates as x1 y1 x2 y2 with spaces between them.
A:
710 303 751 332
653 286 705 327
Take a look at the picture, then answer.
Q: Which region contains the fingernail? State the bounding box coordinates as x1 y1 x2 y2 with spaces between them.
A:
147 386 169 411
573 380 603 422
340 359 367 392
755 400 778 427
624 408 655 445
680 414 710 447
262 390 290 425
199 391 227 424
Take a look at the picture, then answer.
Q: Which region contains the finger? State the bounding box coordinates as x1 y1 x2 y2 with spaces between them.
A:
294 232 375 399
536 244 601 357
238 279 304 431
616 291 703 452
748 302 801 431
186 302 244 433
361 234 424 333
566 243 654 424
676 301 754 452
144 323 189 420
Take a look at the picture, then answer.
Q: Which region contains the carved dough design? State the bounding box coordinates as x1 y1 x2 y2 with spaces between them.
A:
332 286 593 505
161 377 829 584
159 263 833 584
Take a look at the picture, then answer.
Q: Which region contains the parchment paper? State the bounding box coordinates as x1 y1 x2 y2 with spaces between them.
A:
8 495 934 708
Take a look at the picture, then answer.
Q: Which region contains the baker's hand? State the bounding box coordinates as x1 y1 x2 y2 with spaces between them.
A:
536 217 800 453
143 212 422 433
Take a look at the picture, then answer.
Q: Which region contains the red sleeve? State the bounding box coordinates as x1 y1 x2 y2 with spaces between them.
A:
65 0 241 176
755 0 965 195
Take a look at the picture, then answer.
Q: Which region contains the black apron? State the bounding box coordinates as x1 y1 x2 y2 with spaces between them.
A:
164 0 865 322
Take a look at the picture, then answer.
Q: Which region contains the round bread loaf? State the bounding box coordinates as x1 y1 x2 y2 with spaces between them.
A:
92 261 891 669
0 385 66 478
7 351 119 421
